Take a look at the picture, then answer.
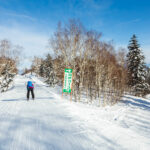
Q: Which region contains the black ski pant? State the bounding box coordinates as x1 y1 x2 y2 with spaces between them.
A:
27 88 35 99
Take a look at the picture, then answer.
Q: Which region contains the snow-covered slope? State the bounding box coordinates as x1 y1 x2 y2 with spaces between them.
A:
0 75 150 150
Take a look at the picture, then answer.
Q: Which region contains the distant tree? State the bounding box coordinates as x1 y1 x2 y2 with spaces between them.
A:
0 39 21 92
42 54 57 86
0 39 11 57
39 62 45 77
127 34 149 96
145 66 150 86
31 56 43 76
12 45 23 65
0 58 16 92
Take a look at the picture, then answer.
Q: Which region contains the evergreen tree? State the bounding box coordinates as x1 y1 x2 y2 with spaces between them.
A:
127 34 149 96
43 54 57 86
39 63 45 77
145 66 150 85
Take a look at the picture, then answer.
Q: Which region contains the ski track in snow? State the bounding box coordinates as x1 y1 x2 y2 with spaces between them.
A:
0 75 150 150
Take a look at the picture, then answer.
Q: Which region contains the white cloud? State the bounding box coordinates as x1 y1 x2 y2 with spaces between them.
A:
6 12 36 21
0 25 52 69
118 19 140 26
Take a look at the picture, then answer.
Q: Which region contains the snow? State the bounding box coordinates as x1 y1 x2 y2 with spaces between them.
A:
145 94 150 100
0 75 150 150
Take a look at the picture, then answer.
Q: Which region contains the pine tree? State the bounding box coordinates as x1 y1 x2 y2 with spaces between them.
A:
39 63 45 77
145 66 150 85
127 34 149 96
43 54 57 86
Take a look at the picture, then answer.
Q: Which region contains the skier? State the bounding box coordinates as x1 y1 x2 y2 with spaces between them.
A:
27 81 35 100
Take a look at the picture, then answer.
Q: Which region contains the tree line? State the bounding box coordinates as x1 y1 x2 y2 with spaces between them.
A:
1 19 149 106
31 20 143 106
0 39 21 92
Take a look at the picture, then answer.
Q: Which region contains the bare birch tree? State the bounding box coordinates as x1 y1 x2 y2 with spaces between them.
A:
48 19 127 105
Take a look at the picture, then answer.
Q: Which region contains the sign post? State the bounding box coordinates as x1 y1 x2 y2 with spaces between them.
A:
62 68 73 101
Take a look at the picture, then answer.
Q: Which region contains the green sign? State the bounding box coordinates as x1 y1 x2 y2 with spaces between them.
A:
63 69 73 93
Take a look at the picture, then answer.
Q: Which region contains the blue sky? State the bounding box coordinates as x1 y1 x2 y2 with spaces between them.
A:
0 0 150 68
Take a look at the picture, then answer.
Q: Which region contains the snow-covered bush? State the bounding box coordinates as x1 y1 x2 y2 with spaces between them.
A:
0 58 17 92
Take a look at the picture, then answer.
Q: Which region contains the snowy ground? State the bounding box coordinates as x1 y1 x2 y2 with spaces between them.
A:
0 75 150 150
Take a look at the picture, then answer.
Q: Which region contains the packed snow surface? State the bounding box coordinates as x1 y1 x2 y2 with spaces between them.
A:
0 75 150 150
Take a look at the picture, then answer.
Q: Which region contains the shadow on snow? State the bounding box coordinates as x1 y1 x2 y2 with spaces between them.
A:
122 96 150 111
1 97 54 102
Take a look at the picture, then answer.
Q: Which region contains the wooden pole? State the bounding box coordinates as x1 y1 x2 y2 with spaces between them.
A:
70 72 73 102
62 71 65 99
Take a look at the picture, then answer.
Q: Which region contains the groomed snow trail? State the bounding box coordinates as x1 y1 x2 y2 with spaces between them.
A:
0 75 150 150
